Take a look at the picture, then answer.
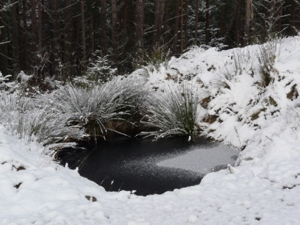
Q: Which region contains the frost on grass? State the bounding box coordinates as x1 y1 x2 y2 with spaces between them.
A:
0 92 84 149
39 75 147 141
0 75 147 150
141 82 200 140
141 36 300 149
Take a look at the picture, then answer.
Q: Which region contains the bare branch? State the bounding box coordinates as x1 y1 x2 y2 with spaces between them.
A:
0 40 10 45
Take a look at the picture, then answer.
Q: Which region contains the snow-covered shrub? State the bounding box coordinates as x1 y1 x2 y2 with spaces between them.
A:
38 76 147 141
0 72 13 91
76 54 117 87
198 37 300 149
141 83 200 141
220 39 280 88
0 71 10 83
257 40 279 86
0 92 22 127
0 92 85 147
0 75 147 150
232 49 252 77
16 70 57 96
134 43 171 71
18 103 85 146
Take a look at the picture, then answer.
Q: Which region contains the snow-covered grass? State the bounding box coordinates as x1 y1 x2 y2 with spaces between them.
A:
0 76 148 151
146 36 300 149
141 82 200 140
53 75 147 139
0 91 85 150
1 36 300 224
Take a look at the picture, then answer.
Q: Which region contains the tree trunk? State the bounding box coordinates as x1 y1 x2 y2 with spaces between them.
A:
235 2 241 45
11 0 20 77
100 0 107 56
0 28 9 75
52 0 60 76
219 0 226 39
173 0 180 54
184 0 188 49
38 0 43 55
135 0 144 49
31 0 37 59
63 0 73 78
74 17 81 76
205 0 210 45
111 0 117 62
180 0 184 53
22 0 28 71
90 13 95 54
154 0 166 45
0 2 9 75
245 0 253 45
120 0 128 55
195 0 199 45
81 0 86 70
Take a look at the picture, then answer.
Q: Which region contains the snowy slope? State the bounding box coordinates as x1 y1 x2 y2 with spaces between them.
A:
1 117 300 225
1 36 300 224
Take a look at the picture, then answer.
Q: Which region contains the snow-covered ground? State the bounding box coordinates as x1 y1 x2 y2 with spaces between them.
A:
1 37 300 224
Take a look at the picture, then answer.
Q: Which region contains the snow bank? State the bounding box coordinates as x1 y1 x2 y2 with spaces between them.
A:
1 118 300 224
146 36 300 149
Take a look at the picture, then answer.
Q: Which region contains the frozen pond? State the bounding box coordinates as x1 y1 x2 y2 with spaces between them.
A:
157 143 238 174
60 138 238 196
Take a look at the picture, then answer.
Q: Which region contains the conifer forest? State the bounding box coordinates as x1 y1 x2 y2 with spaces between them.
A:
0 0 299 80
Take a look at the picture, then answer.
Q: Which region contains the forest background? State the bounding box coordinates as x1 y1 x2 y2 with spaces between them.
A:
0 0 299 81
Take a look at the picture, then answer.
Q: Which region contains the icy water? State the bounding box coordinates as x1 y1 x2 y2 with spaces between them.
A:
61 138 238 196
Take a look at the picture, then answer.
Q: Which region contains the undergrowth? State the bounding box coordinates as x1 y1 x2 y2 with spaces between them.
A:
0 37 292 154
0 92 84 147
38 76 148 141
141 83 200 141
257 40 279 87
0 76 148 151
